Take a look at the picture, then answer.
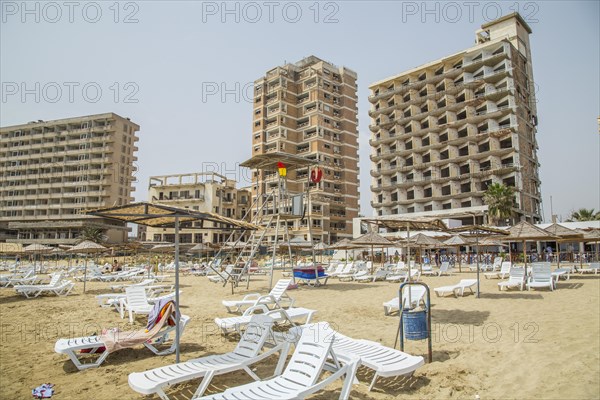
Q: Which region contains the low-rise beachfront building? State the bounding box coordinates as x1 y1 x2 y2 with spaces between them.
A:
144 172 251 245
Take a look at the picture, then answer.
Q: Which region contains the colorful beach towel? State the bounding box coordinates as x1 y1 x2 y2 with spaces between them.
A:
32 383 54 398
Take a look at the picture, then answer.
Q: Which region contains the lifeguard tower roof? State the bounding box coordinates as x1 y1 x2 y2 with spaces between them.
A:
240 152 319 172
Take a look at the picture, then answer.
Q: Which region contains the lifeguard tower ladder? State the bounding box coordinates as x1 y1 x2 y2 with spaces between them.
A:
207 153 320 292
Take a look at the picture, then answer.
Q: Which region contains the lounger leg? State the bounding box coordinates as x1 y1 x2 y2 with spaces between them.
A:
369 373 379 391
192 370 215 399
274 341 291 375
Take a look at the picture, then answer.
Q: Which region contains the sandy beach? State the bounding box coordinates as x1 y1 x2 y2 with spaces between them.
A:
0 268 598 399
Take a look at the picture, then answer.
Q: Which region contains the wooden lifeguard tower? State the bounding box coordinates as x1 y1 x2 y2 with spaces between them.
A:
208 152 320 291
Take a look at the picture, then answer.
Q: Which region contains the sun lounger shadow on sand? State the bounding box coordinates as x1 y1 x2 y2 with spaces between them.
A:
480 292 544 300
431 309 490 326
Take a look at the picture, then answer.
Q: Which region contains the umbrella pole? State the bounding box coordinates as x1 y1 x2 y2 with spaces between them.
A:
556 240 560 267
476 233 480 298
174 217 181 364
406 222 411 283
523 240 527 276
83 256 88 293
457 245 461 273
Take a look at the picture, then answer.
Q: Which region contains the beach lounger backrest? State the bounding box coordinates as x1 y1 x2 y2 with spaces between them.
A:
48 273 63 286
233 314 274 358
440 262 450 272
125 286 149 308
282 322 334 387
531 264 552 282
500 262 511 274
509 267 525 282
402 285 426 307
270 279 291 299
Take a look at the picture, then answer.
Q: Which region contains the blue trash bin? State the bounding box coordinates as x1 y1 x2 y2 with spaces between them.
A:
402 309 428 340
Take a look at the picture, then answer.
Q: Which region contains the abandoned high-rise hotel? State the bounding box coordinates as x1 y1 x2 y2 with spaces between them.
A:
369 13 542 225
251 56 360 243
0 113 140 244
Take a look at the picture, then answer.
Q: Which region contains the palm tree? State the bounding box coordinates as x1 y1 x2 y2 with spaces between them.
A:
483 183 515 226
77 226 107 243
567 208 600 222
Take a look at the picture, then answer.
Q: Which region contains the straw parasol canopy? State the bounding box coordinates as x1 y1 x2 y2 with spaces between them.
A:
544 224 583 266
479 237 509 247
287 237 314 249
313 242 329 251
328 238 359 264
405 233 441 272
23 243 53 253
23 244 54 273
151 243 177 253
328 238 357 250
503 221 558 272
68 240 107 293
351 232 394 273
190 243 212 252
443 235 472 272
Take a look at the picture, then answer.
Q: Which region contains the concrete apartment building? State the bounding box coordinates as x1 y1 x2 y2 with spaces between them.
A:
251 56 360 243
0 113 140 244
145 172 251 244
369 13 542 224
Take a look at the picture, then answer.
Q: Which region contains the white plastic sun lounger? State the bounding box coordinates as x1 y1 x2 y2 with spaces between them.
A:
119 286 178 323
222 279 294 313
128 315 290 399
485 261 511 279
111 279 155 292
15 280 75 298
339 269 368 282
579 262 600 275
498 267 526 291
329 263 354 278
197 322 360 400
3 270 38 287
527 263 554 291
355 269 389 282
54 313 190 370
434 279 477 297
289 322 424 392
383 286 427 315
386 268 421 283
215 305 316 335
14 273 73 298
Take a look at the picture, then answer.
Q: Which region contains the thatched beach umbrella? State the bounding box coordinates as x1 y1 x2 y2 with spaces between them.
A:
23 243 53 273
351 232 394 274
503 221 558 275
313 242 329 263
190 243 212 263
544 224 583 267
577 228 600 265
328 238 358 264
406 233 441 273
67 240 107 293
443 235 472 272
449 225 509 298
361 216 449 281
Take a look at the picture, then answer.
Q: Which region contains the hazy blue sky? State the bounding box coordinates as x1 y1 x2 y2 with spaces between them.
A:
1 1 598 221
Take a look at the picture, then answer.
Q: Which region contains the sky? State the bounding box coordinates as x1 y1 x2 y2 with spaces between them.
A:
1 0 599 222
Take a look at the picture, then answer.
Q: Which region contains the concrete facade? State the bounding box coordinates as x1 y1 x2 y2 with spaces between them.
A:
369 13 542 224
0 112 140 244
145 172 251 244
251 56 360 243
